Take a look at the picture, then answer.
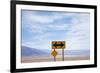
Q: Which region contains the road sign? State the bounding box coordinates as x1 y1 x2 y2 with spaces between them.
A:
51 50 58 57
51 41 66 61
52 41 65 49
51 49 58 61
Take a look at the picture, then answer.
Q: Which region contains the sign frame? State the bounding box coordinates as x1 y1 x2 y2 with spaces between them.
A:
11 0 97 73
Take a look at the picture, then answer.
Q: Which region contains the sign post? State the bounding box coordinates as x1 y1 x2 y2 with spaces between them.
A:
62 49 64 61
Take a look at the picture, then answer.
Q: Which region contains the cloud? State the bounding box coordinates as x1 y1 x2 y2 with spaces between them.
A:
63 14 90 50
21 10 90 51
22 10 73 34
22 10 69 24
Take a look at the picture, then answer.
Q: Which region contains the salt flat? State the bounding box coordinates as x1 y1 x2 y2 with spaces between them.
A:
21 55 90 63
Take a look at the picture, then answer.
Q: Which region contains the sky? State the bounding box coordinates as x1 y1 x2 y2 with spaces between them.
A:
21 10 90 51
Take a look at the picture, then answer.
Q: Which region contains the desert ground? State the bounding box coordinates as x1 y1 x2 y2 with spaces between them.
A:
21 55 90 63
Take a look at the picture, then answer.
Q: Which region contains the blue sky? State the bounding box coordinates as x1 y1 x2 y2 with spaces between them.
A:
21 10 90 51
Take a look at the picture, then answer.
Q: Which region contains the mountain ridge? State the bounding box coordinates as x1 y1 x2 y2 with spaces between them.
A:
21 46 49 56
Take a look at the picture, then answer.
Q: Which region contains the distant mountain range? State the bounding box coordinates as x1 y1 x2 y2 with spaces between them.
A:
59 50 90 56
21 46 49 56
21 46 90 56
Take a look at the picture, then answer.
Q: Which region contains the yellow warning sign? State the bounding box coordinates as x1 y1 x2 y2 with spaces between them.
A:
52 41 65 49
51 50 58 57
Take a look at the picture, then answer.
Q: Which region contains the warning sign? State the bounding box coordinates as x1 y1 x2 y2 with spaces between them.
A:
52 41 65 49
51 50 58 57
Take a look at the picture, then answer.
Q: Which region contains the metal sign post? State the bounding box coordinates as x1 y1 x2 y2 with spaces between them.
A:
62 49 64 61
